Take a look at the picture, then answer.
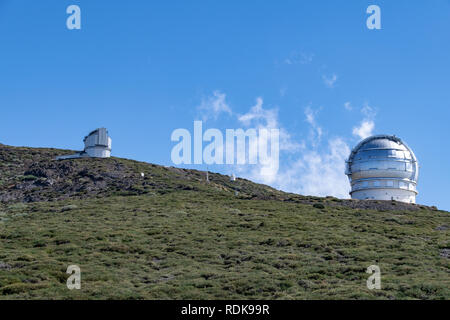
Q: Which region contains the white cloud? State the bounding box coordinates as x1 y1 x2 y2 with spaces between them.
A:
322 73 338 88
270 107 350 198
305 106 315 125
192 92 364 199
352 120 375 140
361 103 376 119
275 137 351 198
238 97 277 128
304 106 323 146
236 98 301 184
239 105 351 198
352 103 377 140
238 97 301 153
197 91 232 121
285 51 314 65
344 102 352 111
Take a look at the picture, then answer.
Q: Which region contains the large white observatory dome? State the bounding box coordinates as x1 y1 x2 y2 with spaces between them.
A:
346 135 419 203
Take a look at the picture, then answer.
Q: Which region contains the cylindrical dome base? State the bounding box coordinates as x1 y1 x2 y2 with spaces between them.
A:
85 146 111 158
351 188 416 203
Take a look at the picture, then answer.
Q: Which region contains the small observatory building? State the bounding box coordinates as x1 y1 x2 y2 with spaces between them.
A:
56 128 112 160
82 128 112 158
345 135 419 203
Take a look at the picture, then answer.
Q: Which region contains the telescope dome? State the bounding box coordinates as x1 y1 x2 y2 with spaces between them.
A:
346 135 419 203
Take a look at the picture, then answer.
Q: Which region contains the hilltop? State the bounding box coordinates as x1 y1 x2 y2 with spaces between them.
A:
0 144 448 299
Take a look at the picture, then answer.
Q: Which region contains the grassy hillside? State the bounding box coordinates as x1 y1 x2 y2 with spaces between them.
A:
0 144 448 299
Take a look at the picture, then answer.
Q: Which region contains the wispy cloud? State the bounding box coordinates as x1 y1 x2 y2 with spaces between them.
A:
322 73 338 88
236 97 301 184
239 104 350 198
271 106 350 198
191 91 376 199
197 91 231 121
352 103 377 139
352 120 374 140
304 106 323 147
284 51 314 65
275 137 351 198
238 97 276 128
237 98 301 153
361 103 376 118
344 101 352 111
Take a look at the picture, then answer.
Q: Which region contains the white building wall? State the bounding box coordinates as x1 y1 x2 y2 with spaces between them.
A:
83 128 112 158
351 188 416 203
85 146 111 158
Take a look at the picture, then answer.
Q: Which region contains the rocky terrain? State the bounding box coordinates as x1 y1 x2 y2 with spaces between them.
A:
0 144 431 212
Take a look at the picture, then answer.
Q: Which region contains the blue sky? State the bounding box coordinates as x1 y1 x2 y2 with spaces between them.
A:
0 1 449 210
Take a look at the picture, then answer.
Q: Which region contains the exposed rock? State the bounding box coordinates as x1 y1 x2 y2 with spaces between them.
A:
439 249 450 259
0 144 440 212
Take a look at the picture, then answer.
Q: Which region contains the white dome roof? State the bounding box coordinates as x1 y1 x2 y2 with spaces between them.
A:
346 135 418 181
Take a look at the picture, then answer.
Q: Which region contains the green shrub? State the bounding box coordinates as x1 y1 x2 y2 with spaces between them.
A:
19 175 39 181
8 203 27 210
61 204 78 212
0 283 38 295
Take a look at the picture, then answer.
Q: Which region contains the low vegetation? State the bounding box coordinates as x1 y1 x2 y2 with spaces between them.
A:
0 144 448 299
